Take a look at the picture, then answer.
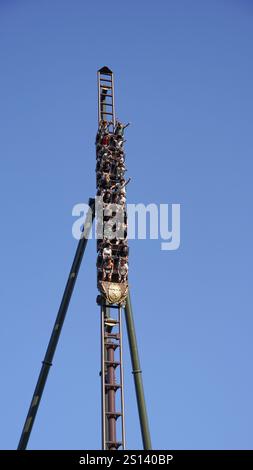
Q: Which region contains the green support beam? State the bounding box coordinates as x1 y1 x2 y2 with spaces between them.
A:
124 292 152 450
17 198 95 450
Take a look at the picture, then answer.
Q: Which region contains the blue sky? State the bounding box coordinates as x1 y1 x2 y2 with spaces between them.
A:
0 0 253 450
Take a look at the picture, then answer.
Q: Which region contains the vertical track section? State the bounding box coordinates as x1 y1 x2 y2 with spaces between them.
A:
97 67 127 449
98 68 116 448
98 66 116 127
101 303 126 450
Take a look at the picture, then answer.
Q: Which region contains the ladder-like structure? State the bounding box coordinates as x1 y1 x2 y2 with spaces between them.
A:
101 305 125 450
98 66 116 126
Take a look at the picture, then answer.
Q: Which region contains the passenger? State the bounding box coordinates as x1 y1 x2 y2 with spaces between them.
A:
119 166 126 177
103 191 111 204
114 121 130 137
96 173 102 187
104 217 116 240
117 221 127 238
116 162 126 178
121 176 131 189
96 143 103 154
113 136 123 150
118 259 128 282
110 178 121 192
119 155 125 165
102 161 111 173
96 120 108 144
120 244 129 258
102 242 112 260
100 173 110 190
114 239 122 248
109 137 117 151
119 192 126 205
99 119 108 133
115 149 125 159
102 258 114 282
112 192 121 205
102 150 111 160
111 177 131 194
102 134 110 146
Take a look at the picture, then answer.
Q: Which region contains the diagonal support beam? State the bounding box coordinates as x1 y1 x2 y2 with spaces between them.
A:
124 291 152 450
17 198 95 450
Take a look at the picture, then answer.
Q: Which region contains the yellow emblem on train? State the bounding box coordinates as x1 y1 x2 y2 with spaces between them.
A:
101 281 128 305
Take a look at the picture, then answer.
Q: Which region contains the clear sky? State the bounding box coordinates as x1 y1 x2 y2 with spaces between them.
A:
0 0 253 450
